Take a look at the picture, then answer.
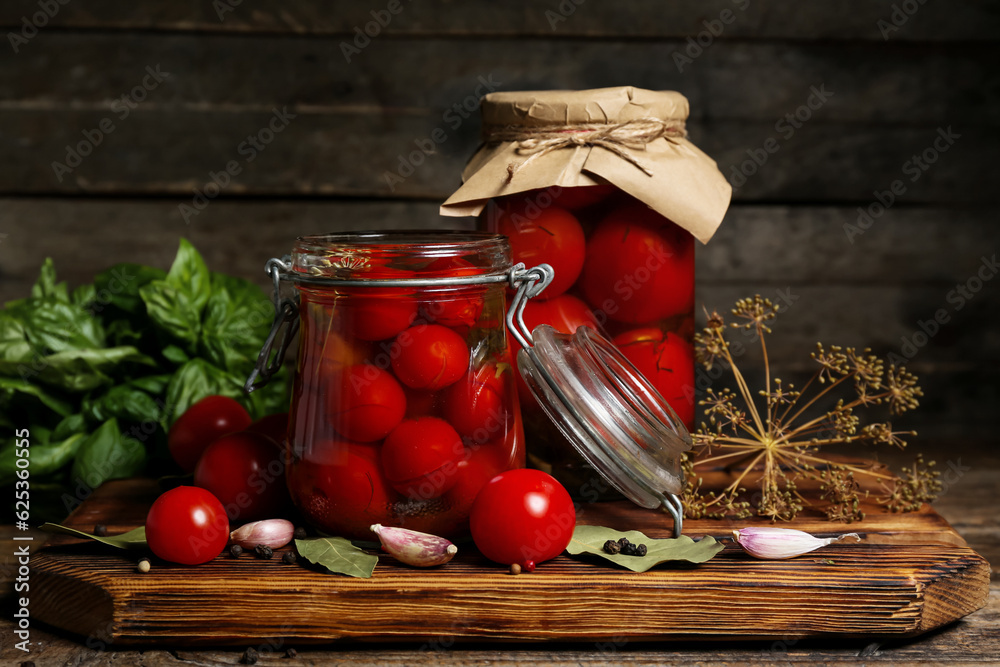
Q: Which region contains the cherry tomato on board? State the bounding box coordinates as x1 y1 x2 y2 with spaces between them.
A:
327 363 407 442
390 324 470 391
168 395 252 473
496 202 585 300
469 469 575 569
145 486 229 565
579 201 694 324
613 328 695 428
194 431 290 521
381 417 466 499
287 439 394 540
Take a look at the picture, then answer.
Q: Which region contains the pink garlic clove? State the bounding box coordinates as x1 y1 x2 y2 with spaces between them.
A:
230 519 295 550
370 524 457 567
733 527 860 559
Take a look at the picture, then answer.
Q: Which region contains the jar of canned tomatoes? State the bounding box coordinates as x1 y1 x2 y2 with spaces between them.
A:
441 87 732 492
248 232 528 539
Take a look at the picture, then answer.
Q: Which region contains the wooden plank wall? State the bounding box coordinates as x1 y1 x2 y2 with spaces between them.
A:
1 1 998 440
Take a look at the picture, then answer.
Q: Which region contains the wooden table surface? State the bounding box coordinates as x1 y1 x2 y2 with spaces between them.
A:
2 438 997 666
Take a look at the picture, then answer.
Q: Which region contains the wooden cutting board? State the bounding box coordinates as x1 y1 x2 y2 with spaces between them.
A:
29 468 990 647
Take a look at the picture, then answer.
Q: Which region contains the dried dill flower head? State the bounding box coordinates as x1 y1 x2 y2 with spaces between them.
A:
683 295 935 523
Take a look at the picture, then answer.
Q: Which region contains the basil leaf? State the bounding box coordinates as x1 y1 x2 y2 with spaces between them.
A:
165 238 211 316
52 413 87 440
0 376 73 416
566 526 724 572
295 537 378 578
200 273 272 373
0 429 87 485
0 346 155 393
82 382 162 425
0 311 31 363
31 258 69 303
70 418 146 490
72 283 96 308
105 318 143 347
164 358 247 426
139 280 201 350
40 523 147 550
161 344 189 365
93 263 166 315
24 301 105 353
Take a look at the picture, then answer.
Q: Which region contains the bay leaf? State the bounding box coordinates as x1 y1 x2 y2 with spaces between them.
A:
41 523 147 550
566 525 723 572
295 537 378 579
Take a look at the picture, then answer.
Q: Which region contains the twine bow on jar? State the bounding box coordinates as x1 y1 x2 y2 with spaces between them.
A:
482 117 687 182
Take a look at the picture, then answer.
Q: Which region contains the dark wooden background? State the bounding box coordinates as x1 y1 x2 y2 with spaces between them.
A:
1 0 998 440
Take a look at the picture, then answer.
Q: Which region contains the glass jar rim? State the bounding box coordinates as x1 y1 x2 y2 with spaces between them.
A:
294 230 507 255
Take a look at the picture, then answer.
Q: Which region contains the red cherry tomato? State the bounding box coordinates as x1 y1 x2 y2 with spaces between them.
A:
327 363 407 442
470 469 575 568
496 202 585 300
168 396 252 473
391 324 470 390
145 486 229 565
579 202 694 324
420 257 485 332
194 431 290 521
443 362 510 443
339 267 418 341
381 417 465 499
246 412 289 447
613 329 695 428
442 445 513 525
287 439 394 539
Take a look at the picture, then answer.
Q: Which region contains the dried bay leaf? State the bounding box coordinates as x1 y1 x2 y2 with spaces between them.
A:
296 537 378 578
41 523 147 550
566 525 723 572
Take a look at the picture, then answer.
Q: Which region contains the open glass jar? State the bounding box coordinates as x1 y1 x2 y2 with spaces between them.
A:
252 232 526 539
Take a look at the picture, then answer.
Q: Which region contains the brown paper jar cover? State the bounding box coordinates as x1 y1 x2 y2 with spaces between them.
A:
440 86 732 244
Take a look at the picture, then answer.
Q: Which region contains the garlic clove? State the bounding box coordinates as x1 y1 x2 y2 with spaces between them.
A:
230 519 296 550
733 527 860 560
370 524 457 567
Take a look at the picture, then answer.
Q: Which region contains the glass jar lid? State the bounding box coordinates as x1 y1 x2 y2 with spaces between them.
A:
506 266 690 536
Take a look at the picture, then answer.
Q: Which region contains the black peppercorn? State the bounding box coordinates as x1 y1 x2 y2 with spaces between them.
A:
240 646 259 664
282 551 297 565
285 647 298 658
293 526 308 540
93 524 108 537
603 539 622 555
635 544 647 557
229 545 243 559
254 544 274 560
617 537 631 549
